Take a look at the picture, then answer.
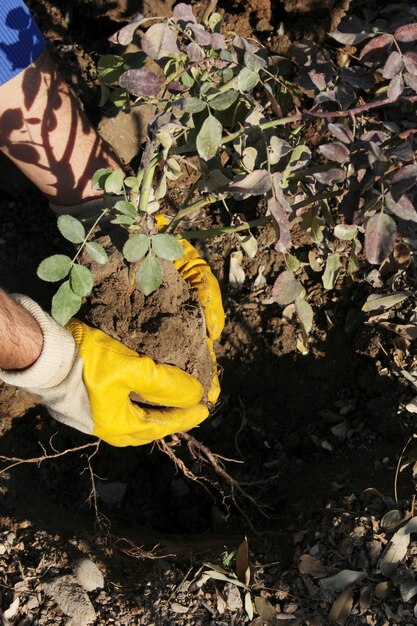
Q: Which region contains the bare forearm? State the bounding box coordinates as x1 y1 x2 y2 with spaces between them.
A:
0 289 43 369
0 52 122 205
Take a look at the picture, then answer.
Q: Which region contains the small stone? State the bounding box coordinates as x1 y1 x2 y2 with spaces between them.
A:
223 583 243 611
42 575 96 625
73 558 104 592
0 544 6 555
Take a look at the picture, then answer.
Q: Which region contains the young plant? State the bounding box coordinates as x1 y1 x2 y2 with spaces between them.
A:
39 1 417 339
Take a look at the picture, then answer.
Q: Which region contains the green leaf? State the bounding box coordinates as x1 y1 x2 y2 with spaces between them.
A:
85 242 108 264
207 12 222 32
136 255 163 296
37 255 72 282
123 234 150 262
104 170 125 194
124 176 140 190
362 292 409 313
334 224 358 241
196 116 223 161
284 253 301 272
70 265 93 297
180 97 207 114
151 234 184 260
114 200 137 219
237 67 259 92
111 215 135 225
91 168 112 190
97 54 125 85
57 215 85 244
209 90 239 111
244 51 267 72
295 296 314 335
109 87 130 109
51 281 82 326
322 252 342 290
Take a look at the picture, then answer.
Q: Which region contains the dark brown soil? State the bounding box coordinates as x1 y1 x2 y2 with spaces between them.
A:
81 229 214 398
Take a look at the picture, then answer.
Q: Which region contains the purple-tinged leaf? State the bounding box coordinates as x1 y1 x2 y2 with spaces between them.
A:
119 68 163 96
313 167 346 184
228 170 271 199
167 81 186 93
329 16 371 45
268 183 291 253
404 71 417 92
271 271 304 305
359 34 393 61
382 51 404 79
211 33 226 50
368 142 389 175
328 123 353 144
404 51 417 76
391 165 417 195
187 42 203 62
331 83 356 108
388 73 404 100
108 12 144 45
141 23 180 60
385 193 417 222
340 66 374 89
394 23 417 42
361 130 389 143
365 213 397 264
172 3 196 25
233 35 260 55
318 142 350 164
189 24 212 46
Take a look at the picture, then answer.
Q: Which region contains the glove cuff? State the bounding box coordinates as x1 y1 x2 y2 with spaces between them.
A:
0 295 77 389
0 296 94 435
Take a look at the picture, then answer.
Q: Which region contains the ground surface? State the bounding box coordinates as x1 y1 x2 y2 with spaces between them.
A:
1 1 417 625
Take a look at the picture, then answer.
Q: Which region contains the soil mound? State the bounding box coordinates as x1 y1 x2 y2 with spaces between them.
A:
80 229 213 400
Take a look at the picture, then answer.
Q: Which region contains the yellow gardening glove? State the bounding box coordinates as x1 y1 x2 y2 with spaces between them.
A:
65 319 209 447
174 238 225 403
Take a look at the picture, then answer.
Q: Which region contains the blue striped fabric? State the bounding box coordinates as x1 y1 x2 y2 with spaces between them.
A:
0 0 45 85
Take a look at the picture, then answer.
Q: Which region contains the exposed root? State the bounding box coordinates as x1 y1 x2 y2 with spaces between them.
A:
157 432 270 534
0 440 100 476
0 438 164 560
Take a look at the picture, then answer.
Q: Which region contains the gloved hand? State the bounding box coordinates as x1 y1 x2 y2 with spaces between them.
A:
174 238 225 403
0 296 208 447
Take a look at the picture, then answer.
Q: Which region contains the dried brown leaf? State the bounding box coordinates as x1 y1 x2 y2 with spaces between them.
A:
236 537 251 586
328 586 354 626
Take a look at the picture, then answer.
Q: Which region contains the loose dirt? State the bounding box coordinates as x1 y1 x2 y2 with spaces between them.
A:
81 229 213 398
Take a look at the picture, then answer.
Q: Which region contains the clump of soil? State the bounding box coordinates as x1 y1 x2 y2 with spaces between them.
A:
80 228 213 400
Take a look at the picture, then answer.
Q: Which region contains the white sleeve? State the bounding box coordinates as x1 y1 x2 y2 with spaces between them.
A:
0 296 94 435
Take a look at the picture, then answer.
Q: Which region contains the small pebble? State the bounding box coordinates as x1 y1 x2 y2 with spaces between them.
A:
73 559 104 592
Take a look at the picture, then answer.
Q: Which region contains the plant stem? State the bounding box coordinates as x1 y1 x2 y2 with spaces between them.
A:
167 193 219 233
71 209 110 266
177 190 343 240
138 154 160 214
